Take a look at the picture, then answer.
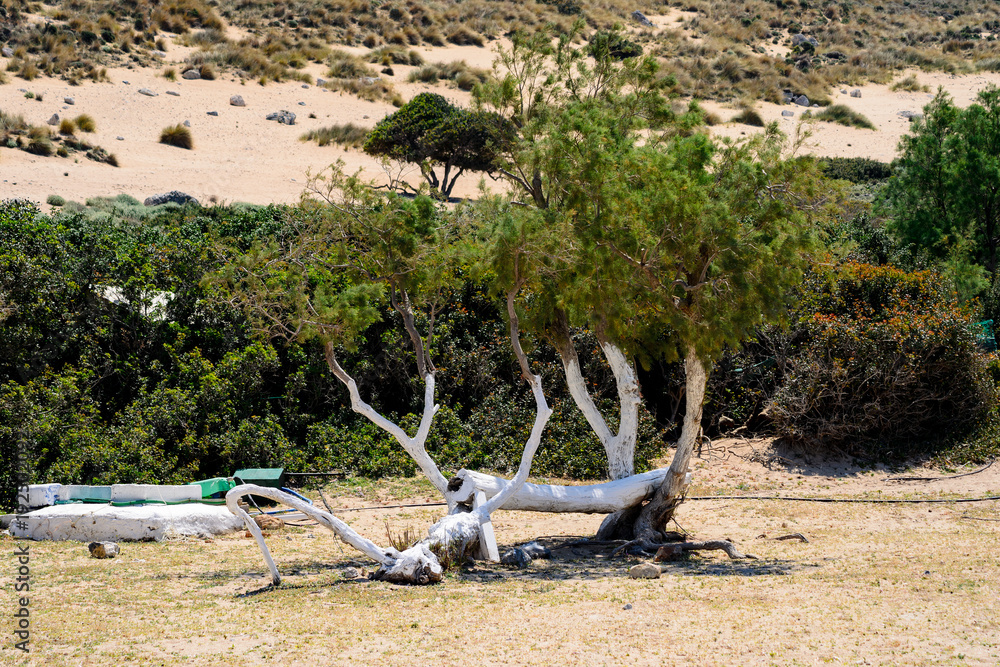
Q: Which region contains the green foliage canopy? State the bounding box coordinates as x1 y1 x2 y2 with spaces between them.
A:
884 86 1000 278
362 92 513 198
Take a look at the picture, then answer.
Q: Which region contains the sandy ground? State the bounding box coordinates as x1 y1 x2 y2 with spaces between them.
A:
2 438 998 667
0 34 493 207
706 70 1000 161
3 24 1000 208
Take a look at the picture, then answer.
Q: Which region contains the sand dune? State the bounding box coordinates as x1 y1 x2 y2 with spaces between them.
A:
3 31 1000 208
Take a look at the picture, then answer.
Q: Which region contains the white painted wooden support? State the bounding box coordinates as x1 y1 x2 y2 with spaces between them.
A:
473 490 500 562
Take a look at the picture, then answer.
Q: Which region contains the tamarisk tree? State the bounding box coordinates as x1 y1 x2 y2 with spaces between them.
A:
459 26 823 552
467 24 684 493
213 165 552 583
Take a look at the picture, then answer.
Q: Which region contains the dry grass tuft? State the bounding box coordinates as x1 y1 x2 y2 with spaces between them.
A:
805 104 877 130
408 60 491 91
890 74 930 92
159 124 194 149
74 114 97 133
300 123 369 149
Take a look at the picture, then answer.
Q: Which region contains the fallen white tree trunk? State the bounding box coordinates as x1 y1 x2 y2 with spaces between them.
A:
226 484 442 586
447 468 668 513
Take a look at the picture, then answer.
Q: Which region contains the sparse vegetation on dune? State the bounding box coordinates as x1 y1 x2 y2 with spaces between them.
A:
804 104 878 129
367 46 424 67
321 50 402 104
300 123 369 149
1 108 116 164
408 60 491 91
3 0 999 104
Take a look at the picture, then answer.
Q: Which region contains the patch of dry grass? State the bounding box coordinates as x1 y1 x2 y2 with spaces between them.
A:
407 60 492 91
4 470 997 666
891 73 931 92
159 124 194 149
300 123 370 149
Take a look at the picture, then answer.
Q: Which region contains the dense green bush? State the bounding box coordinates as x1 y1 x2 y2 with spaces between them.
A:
0 199 675 509
820 157 893 184
589 31 643 60
769 262 995 453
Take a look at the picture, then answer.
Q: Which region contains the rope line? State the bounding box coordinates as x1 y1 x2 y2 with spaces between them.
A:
303 495 1000 513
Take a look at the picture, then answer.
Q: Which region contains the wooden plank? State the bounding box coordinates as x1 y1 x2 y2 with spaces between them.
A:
473 490 500 562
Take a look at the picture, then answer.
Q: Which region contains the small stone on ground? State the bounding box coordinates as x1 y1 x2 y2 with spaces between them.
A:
628 563 661 579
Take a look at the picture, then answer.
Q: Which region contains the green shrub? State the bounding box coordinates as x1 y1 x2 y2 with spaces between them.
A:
589 31 643 60
59 118 76 135
306 400 667 481
805 104 877 129
769 262 996 454
46 194 66 206
363 92 515 197
820 157 893 183
159 124 193 149
164 67 177 81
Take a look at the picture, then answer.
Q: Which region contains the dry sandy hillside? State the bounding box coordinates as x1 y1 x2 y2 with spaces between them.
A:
3 18 1000 208
2 438 998 667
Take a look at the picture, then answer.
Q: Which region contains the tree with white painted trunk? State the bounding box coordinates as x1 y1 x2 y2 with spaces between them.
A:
471 24 678 493
472 26 826 550
216 167 554 582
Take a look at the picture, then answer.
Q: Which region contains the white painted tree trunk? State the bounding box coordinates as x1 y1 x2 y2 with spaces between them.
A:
324 341 449 496
600 341 642 479
226 484 443 585
447 468 667 513
558 338 641 481
422 286 555 562
633 347 709 540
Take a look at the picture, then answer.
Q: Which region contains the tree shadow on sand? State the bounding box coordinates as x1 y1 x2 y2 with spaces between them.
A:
457 535 814 584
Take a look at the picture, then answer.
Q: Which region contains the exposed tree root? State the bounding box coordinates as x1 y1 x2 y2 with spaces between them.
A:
595 504 642 541
611 532 754 560
654 540 756 561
